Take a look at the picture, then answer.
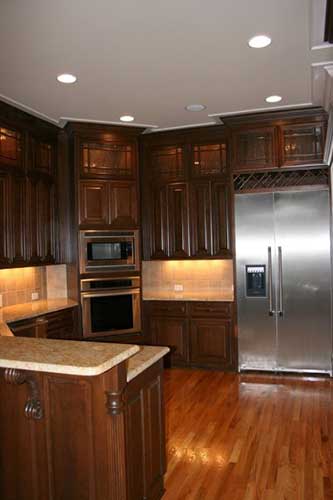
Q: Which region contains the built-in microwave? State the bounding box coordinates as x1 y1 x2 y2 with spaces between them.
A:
79 230 140 274
81 277 141 338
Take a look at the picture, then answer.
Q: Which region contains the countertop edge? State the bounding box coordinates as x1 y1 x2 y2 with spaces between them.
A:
127 346 170 382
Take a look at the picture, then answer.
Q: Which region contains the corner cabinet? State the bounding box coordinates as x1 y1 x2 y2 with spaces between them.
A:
0 107 59 268
141 130 233 260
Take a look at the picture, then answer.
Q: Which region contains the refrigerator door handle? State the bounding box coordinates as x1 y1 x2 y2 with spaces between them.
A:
278 246 283 316
268 246 274 316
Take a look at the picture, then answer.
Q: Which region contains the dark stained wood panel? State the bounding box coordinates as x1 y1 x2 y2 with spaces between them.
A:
109 180 138 227
151 316 188 364
281 123 326 166
79 180 109 226
151 184 169 259
190 181 212 257
190 318 233 367
11 174 27 265
192 143 227 177
233 127 278 171
0 173 11 266
150 145 185 182
0 126 23 169
211 181 231 257
81 142 135 178
167 183 189 258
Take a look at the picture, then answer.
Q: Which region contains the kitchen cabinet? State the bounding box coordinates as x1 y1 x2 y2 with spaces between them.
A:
81 140 136 178
9 307 79 339
141 131 232 260
146 300 235 369
79 179 138 228
223 108 327 172
0 101 60 268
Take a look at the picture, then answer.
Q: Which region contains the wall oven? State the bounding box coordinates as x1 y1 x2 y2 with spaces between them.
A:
79 230 140 274
81 277 141 338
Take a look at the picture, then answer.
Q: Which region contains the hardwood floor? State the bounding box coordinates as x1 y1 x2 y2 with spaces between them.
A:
162 369 333 500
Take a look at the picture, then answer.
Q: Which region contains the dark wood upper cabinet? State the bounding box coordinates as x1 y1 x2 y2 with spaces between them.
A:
81 141 136 178
211 181 231 257
150 144 186 183
167 183 190 258
0 126 23 169
109 180 138 227
11 174 27 265
150 184 169 259
30 137 54 175
0 173 11 266
280 122 326 166
79 180 109 226
191 142 227 177
232 127 278 171
190 181 212 257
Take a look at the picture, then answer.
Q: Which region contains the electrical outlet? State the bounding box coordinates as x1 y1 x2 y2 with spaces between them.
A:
174 284 184 292
31 292 39 301
0 294 2 307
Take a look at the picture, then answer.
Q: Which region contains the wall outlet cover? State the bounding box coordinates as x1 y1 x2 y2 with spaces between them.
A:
31 292 39 301
174 284 184 292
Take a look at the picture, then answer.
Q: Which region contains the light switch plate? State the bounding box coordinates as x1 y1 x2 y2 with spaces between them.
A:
174 284 184 292
0 294 2 307
31 292 39 301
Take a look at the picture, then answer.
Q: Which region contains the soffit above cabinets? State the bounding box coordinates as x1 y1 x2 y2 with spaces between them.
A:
1 0 333 132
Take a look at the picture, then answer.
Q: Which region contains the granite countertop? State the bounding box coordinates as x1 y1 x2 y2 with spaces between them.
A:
0 298 79 336
127 345 170 382
0 336 140 376
142 289 234 302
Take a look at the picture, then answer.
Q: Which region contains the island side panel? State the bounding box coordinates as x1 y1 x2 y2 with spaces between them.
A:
0 368 49 500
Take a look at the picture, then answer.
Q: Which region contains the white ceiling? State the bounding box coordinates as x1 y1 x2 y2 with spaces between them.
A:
1 0 333 131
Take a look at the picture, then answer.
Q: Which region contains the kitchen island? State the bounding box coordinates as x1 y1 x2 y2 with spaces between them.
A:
0 336 169 500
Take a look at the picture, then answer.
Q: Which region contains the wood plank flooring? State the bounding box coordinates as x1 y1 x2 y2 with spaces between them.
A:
162 369 333 500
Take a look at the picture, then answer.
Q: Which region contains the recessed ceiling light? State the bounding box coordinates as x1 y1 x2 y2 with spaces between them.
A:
56 73 77 84
185 104 207 112
248 35 272 48
120 115 134 122
265 95 282 103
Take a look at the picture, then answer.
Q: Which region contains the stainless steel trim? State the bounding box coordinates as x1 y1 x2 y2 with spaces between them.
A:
278 246 283 317
81 289 140 300
268 246 274 316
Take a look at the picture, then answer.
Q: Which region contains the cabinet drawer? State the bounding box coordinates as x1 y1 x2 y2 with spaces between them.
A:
149 301 187 317
189 301 232 318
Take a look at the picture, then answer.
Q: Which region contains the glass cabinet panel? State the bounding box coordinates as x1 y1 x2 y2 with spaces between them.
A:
0 127 22 168
192 143 227 176
81 142 135 177
282 124 325 165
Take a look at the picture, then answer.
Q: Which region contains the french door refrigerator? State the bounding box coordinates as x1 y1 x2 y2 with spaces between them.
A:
235 189 332 374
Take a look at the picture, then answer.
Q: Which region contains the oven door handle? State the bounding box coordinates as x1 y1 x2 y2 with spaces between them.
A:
81 289 140 299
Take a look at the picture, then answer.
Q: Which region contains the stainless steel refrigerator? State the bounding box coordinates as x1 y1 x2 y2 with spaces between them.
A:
235 189 332 374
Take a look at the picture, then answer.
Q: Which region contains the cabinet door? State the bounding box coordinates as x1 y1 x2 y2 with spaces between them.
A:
46 308 77 339
0 126 23 169
150 145 185 183
211 181 232 257
233 127 278 171
29 137 54 175
190 318 233 368
81 141 135 177
11 175 26 265
151 316 188 364
280 123 326 166
79 180 109 226
109 181 138 227
190 181 212 257
37 179 56 264
0 174 11 266
150 184 168 259
191 143 227 177
167 183 190 258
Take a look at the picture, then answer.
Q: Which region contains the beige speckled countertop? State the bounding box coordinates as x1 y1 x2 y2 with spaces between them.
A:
0 336 140 376
142 289 234 302
127 345 170 382
0 299 79 336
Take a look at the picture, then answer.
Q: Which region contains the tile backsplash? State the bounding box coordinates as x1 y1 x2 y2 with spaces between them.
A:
142 260 234 293
0 265 68 307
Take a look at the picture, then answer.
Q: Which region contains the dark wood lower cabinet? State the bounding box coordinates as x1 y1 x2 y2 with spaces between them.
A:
0 357 166 500
9 307 79 340
146 300 235 370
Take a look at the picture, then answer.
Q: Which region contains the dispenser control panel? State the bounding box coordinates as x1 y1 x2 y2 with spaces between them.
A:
246 265 266 297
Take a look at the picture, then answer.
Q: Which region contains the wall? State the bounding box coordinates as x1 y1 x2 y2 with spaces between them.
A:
0 265 68 308
142 260 234 298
